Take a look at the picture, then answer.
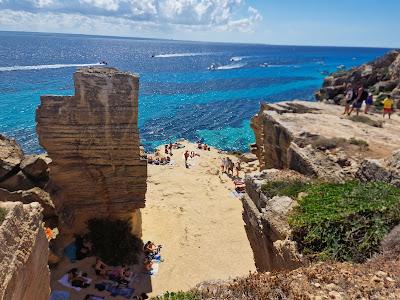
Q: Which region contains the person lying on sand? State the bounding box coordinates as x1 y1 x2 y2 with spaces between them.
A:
68 268 90 288
119 267 134 285
144 241 157 255
94 258 109 277
144 259 154 273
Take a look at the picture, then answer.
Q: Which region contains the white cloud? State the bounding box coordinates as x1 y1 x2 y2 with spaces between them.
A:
80 0 120 11
0 0 263 35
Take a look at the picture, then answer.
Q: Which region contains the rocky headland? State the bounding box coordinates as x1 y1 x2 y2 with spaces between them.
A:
1 50 400 300
316 49 400 105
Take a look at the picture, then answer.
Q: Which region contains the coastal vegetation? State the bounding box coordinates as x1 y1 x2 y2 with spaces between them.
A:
289 181 400 262
153 291 199 300
87 218 143 266
261 180 310 199
0 207 6 224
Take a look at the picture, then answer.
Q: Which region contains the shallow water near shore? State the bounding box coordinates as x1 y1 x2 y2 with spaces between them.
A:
0 31 389 153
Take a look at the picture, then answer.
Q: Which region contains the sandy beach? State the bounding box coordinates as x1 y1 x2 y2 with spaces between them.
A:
142 141 257 296
49 141 257 298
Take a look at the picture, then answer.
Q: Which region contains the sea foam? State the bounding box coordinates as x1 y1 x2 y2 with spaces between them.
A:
0 63 103 72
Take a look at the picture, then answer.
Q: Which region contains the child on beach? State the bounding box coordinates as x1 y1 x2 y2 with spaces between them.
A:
383 95 394 119
364 93 373 114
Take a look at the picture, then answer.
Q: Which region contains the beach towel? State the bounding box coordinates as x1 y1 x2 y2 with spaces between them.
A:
104 282 135 299
150 262 159 276
58 274 93 292
50 290 70 300
231 190 244 199
63 242 77 263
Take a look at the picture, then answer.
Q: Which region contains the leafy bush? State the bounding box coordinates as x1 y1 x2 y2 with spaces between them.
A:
261 180 310 199
0 207 7 224
349 115 383 128
87 218 143 266
349 137 369 149
152 291 199 300
289 181 400 263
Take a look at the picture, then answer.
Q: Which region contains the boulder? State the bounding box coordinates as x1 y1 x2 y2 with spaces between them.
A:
0 134 24 180
20 154 49 183
356 150 400 187
0 171 35 192
371 81 397 94
240 153 258 163
0 187 56 218
241 170 306 272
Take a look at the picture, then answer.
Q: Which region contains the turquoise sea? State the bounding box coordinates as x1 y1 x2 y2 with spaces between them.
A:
0 31 390 153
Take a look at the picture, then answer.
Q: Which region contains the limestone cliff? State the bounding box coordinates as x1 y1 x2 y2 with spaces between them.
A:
0 202 50 300
316 49 400 104
241 169 305 272
250 100 400 181
36 67 147 234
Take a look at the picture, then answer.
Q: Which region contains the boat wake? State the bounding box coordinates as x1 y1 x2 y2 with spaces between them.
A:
0 63 104 72
153 52 211 58
215 62 247 70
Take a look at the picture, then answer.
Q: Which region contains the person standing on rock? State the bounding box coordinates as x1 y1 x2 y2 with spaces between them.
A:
343 83 354 115
235 161 242 178
383 95 394 119
348 86 368 116
221 157 226 173
364 93 374 114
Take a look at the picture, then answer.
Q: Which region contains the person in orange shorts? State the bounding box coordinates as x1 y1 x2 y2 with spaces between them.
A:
383 95 394 119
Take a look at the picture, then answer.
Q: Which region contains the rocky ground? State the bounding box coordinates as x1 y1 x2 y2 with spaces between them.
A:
193 255 400 300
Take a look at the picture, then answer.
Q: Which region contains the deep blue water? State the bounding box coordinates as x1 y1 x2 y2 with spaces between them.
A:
0 31 390 153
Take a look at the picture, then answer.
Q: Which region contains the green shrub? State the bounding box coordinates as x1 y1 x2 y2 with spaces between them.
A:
87 218 143 266
289 181 400 263
349 137 369 148
261 180 310 199
152 291 199 300
348 115 383 128
0 207 7 224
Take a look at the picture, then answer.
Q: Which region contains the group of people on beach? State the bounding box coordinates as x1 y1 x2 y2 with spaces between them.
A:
343 84 394 118
221 157 241 177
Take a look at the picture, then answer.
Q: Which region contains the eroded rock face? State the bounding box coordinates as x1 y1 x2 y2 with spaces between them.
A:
0 201 50 300
241 169 305 272
0 134 24 180
356 150 400 187
36 67 147 234
316 49 400 102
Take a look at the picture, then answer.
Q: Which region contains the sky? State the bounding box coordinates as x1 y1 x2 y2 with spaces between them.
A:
0 0 399 47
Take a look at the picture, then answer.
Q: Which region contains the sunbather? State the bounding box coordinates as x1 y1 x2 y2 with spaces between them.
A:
94 258 109 277
144 241 157 255
119 268 133 285
68 268 90 288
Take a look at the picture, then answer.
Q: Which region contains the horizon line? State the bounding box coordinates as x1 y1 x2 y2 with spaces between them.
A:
0 29 396 50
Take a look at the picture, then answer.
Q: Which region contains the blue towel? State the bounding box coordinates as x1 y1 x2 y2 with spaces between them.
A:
104 283 135 299
63 242 77 263
50 290 70 300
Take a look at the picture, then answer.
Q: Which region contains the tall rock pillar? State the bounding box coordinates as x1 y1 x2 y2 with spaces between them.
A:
36 67 147 235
